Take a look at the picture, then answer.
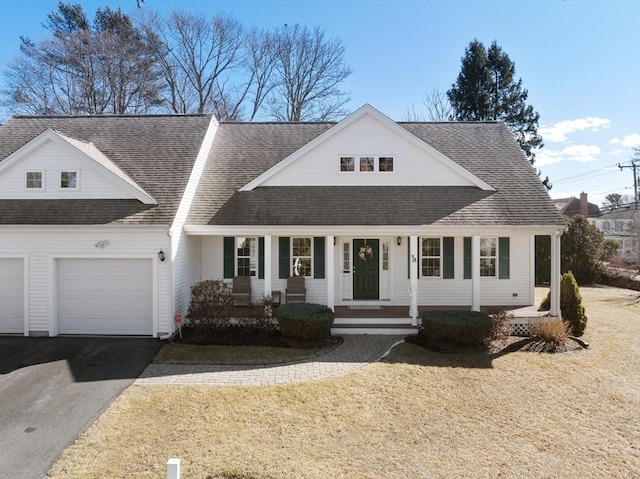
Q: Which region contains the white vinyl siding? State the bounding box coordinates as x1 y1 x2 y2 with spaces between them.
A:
0 141 140 200
0 258 25 333
262 114 476 187
0 227 170 336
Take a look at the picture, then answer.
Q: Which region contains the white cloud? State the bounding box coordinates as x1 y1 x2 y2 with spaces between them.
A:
610 133 640 147
539 117 610 143
609 149 624 156
536 144 601 166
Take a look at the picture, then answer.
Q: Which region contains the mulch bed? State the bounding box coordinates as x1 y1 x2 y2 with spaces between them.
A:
172 325 343 349
405 332 585 354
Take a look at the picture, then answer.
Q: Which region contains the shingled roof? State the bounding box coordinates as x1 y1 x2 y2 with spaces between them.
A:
188 121 565 227
0 114 212 225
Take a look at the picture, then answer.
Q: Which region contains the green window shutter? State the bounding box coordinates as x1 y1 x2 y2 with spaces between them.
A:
463 237 471 279
499 237 510 279
313 237 325 279
279 237 290 279
258 237 265 279
443 237 455 279
223 236 235 279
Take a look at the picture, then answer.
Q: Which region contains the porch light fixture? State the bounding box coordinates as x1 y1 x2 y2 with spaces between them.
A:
397 236 402 246
158 250 166 262
95 240 109 248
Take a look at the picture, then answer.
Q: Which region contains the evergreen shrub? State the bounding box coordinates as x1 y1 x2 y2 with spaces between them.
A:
420 311 494 346
277 303 335 341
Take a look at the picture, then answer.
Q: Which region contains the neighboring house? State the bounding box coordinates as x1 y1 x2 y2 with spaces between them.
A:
553 192 601 218
0 105 566 337
591 207 640 264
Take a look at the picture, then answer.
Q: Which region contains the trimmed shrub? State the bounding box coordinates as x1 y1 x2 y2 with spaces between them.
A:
277 303 335 341
420 311 494 346
186 279 233 330
537 272 588 335
561 271 587 336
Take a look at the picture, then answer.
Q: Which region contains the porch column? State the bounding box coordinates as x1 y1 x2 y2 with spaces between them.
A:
326 234 335 310
550 233 562 318
471 234 480 311
264 234 272 299
409 235 419 325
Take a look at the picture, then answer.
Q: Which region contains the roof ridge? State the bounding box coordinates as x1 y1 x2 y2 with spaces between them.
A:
11 114 212 119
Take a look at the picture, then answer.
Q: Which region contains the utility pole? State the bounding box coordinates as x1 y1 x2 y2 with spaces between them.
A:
618 159 639 210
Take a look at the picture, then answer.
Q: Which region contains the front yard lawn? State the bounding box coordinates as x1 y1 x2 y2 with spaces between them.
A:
47 286 640 478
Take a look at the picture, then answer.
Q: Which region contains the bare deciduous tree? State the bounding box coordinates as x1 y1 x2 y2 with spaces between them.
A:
148 10 246 115
266 24 352 122
4 3 163 115
404 88 454 121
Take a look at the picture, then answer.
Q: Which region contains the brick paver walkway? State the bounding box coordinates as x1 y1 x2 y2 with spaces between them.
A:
134 335 405 386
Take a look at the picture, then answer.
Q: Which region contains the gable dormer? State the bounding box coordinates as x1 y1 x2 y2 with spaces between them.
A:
242 104 494 191
0 129 156 204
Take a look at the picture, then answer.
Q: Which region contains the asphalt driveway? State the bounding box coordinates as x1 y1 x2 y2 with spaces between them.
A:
0 336 161 479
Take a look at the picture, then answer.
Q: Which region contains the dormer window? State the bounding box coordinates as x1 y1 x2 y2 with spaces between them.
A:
379 157 394 172
25 171 43 189
340 157 355 172
359 156 374 172
339 156 394 173
60 171 78 190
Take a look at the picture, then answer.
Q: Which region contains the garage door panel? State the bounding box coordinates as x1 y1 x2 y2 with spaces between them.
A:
58 259 153 335
0 258 25 334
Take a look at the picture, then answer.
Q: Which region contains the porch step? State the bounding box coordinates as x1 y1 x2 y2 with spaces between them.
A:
332 319 418 335
334 317 412 325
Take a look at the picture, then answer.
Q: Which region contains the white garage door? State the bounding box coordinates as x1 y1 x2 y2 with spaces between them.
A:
0 258 24 334
58 258 153 335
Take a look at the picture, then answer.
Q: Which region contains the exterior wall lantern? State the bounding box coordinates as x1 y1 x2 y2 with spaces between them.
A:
397 236 402 246
158 250 166 262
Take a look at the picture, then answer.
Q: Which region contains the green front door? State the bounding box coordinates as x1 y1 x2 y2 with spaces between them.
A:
353 239 379 300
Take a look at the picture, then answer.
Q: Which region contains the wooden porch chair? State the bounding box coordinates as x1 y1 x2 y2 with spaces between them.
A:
232 276 251 306
286 276 306 303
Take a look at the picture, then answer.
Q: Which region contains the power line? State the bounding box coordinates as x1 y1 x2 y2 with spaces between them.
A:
550 162 620 184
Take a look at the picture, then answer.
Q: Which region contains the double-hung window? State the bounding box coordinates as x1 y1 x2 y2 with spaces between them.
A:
421 237 441 277
291 237 312 277
480 237 497 277
236 237 257 277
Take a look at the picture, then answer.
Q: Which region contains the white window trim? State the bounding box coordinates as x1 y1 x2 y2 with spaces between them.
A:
24 170 44 190
480 237 497 278
291 236 313 277
236 236 258 277
420 237 442 278
58 169 79 191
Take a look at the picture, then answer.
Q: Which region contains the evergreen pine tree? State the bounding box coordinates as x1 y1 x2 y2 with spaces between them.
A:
448 40 543 165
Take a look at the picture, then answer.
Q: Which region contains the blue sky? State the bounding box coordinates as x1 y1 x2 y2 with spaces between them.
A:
0 0 638 207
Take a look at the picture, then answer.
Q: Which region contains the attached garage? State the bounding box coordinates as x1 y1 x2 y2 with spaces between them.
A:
57 258 153 336
0 257 25 334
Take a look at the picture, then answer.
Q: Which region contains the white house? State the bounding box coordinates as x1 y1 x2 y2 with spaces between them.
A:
591 207 640 265
0 105 565 337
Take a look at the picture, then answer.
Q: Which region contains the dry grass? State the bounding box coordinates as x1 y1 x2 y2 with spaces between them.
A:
153 343 335 365
47 286 640 479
